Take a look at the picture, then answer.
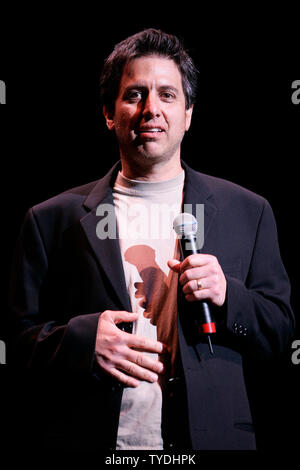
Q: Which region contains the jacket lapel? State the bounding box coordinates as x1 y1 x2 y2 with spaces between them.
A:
182 161 218 251
80 162 132 313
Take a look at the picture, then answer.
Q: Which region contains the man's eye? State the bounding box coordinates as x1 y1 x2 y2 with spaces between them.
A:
161 92 175 101
126 91 142 101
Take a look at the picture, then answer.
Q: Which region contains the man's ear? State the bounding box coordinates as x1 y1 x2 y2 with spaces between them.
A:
103 106 115 131
185 104 194 132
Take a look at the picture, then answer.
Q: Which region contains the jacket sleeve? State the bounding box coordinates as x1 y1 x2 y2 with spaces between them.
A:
9 207 100 374
224 199 295 359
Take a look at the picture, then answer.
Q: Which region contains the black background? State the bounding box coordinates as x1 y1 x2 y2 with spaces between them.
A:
0 6 299 457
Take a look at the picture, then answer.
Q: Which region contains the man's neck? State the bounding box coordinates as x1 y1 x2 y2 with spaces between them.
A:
120 155 183 182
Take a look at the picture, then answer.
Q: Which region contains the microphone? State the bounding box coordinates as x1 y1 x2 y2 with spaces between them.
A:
173 213 216 354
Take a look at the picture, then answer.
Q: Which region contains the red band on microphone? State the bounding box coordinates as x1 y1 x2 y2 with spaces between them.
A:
200 322 216 334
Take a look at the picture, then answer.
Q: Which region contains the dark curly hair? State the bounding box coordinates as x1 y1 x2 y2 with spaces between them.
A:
100 29 198 115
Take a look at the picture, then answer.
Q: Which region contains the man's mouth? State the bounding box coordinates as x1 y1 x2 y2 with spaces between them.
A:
137 127 165 137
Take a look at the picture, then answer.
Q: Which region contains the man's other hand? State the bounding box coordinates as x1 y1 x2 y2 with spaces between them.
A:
95 310 166 387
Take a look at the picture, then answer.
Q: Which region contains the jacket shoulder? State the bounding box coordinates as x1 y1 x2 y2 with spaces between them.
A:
196 171 267 207
31 179 100 216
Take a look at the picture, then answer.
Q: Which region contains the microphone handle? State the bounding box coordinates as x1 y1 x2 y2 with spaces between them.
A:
181 234 216 354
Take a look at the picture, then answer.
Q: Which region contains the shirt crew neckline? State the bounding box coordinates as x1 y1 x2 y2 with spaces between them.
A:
114 170 185 196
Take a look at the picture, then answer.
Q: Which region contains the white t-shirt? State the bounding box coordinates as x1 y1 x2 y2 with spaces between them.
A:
113 170 185 450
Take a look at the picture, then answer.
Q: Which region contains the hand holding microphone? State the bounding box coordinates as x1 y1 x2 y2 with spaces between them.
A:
168 254 227 307
168 213 227 354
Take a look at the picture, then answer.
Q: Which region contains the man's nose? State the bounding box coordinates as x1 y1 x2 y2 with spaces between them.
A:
142 92 161 119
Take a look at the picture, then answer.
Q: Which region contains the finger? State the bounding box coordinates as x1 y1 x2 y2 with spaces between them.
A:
125 349 165 375
167 259 181 273
97 354 141 387
117 359 159 384
180 254 215 272
179 265 210 285
185 289 211 302
107 310 139 325
182 278 207 295
126 333 167 354
108 367 140 388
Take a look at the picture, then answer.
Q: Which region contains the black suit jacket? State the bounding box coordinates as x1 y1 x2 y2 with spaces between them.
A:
9 161 294 451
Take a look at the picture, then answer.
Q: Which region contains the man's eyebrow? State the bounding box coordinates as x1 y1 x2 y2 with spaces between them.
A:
158 85 179 93
123 84 147 93
122 84 180 94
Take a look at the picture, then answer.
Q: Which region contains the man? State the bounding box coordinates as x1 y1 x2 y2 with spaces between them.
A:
10 29 294 451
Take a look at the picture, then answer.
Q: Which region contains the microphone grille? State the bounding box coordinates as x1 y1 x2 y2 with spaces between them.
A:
173 213 198 236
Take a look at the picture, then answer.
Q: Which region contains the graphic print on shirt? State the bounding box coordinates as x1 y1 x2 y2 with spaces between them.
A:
124 243 179 374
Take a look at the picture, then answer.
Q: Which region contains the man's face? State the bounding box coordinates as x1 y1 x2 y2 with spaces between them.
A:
104 55 193 166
